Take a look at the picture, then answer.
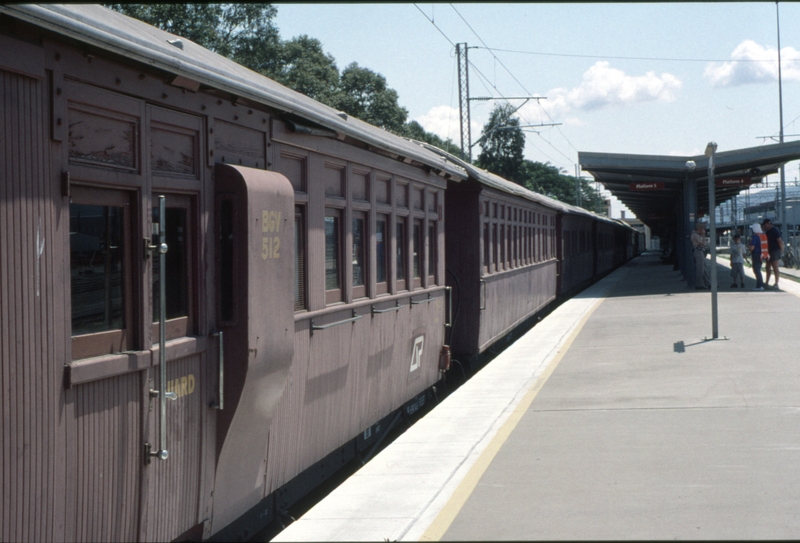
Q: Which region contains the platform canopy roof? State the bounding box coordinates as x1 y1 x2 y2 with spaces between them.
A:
579 141 800 237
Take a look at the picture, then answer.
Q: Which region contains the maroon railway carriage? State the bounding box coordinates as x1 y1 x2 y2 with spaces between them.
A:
0 5 466 542
557 207 637 298
443 164 562 358
441 158 639 359
560 208 617 296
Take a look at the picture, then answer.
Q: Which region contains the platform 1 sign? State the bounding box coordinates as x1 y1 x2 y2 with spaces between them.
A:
715 176 752 187
630 182 665 191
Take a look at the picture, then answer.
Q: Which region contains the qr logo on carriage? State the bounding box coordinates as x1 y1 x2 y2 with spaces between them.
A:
410 335 424 372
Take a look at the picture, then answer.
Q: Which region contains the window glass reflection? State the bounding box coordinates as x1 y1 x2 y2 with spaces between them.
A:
152 207 188 322
70 203 125 335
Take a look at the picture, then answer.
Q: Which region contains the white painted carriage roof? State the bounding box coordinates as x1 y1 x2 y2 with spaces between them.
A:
0 3 467 181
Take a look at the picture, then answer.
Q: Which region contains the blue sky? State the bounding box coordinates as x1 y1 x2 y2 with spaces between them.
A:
275 3 800 215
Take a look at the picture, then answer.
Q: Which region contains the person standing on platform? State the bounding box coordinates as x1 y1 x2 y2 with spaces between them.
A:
691 222 710 289
749 223 768 291
762 218 784 289
729 234 746 288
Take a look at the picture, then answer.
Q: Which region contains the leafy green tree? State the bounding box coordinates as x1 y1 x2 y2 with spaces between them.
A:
105 4 280 65
475 103 526 183
269 35 340 104
578 178 607 214
332 63 408 133
521 160 571 201
402 121 462 156
521 160 606 213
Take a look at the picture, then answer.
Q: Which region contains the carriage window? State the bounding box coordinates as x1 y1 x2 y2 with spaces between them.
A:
428 222 437 284
512 225 518 267
71 204 126 334
295 206 306 311
500 224 506 270
152 207 188 321
376 216 388 294
412 219 422 281
219 198 236 322
325 209 342 303
152 195 194 342
483 222 490 274
492 223 499 272
70 187 133 359
352 212 367 299
396 218 407 290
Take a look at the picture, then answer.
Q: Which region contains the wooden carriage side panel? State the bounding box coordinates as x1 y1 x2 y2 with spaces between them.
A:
68 373 141 542
361 304 421 428
213 119 267 170
266 135 448 496
466 187 559 356
267 296 446 497
595 222 617 276
144 353 206 542
299 309 361 465
560 214 595 295
0 67 66 543
352 297 444 438
264 321 310 495
478 263 557 353
360 310 404 426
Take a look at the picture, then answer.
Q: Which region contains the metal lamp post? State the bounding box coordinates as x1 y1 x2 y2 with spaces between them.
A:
705 142 720 339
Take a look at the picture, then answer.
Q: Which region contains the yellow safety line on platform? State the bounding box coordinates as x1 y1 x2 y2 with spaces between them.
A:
419 297 605 541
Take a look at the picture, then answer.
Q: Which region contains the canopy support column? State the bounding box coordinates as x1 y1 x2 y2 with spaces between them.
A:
682 176 698 287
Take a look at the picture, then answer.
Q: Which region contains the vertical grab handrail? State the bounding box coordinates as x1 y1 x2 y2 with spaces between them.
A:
150 195 171 461
211 331 224 410
445 286 453 328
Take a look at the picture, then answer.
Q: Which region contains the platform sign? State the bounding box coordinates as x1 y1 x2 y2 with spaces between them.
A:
630 182 665 191
715 176 752 187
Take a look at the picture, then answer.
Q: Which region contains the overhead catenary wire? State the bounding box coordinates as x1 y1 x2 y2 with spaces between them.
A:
415 2 574 169
413 3 455 47
479 46 800 63
449 4 578 171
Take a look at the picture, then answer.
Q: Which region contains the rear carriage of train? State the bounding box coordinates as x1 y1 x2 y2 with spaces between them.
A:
559 207 635 296
444 167 568 359
444 164 641 360
0 5 465 542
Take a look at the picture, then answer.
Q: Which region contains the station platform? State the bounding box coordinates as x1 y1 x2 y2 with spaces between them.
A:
272 253 800 541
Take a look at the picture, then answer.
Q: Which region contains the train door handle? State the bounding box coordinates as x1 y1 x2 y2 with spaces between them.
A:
480 279 487 311
149 389 177 401
148 195 171 462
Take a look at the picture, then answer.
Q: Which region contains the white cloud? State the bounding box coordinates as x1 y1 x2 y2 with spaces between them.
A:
705 39 800 87
518 61 681 121
414 105 482 145
558 61 681 111
417 62 680 145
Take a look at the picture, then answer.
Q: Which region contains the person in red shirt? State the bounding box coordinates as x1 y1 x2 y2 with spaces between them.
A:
762 218 785 289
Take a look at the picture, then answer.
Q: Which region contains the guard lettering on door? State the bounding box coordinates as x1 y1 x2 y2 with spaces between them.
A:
166 374 195 398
